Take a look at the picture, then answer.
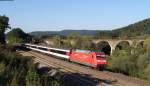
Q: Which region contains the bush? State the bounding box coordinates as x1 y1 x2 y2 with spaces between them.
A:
108 50 137 75
0 46 61 86
142 64 150 80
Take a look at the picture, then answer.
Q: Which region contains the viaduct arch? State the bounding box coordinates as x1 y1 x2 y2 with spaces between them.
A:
92 39 145 55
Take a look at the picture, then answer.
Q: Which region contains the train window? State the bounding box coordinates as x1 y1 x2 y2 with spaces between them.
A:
31 46 37 48
75 49 91 54
38 47 47 51
50 49 66 55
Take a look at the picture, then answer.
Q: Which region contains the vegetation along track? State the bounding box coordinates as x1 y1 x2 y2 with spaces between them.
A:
19 50 150 86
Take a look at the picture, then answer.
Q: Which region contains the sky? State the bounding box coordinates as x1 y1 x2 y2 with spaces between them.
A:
0 0 150 32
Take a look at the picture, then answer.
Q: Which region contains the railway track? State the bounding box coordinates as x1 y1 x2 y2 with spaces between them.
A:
35 58 96 86
20 51 103 86
19 50 150 86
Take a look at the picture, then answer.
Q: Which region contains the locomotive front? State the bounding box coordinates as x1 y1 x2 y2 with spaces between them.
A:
95 52 107 70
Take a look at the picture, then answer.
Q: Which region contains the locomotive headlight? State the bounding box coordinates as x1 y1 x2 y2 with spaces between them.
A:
97 60 106 62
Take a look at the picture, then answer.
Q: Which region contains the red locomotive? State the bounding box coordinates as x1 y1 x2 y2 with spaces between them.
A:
24 43 107 70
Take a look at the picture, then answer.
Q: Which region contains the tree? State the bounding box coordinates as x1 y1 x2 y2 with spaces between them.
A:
7 28 29 44
67 32 81 39
97 31 112 39
52 35 63 48
144 38 150 53
0 15 10 44
80 36 95 50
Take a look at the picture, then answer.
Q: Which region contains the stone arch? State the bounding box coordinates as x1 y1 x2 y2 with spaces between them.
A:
115 41 130 50
96 41 111 55
137 40 145 48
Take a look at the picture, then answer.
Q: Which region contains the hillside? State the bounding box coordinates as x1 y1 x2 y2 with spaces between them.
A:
113 18 150 38
30 18 150 38
30 30 101 38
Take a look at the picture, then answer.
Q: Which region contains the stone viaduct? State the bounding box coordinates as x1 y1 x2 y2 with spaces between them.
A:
45 39 145 55
92 39 145 54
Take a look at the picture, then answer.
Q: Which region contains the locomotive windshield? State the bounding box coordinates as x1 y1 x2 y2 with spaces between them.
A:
96 52 106 58
96 55 106 58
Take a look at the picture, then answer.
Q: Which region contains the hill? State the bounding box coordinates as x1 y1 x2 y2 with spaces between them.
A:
30 18 150 38
97 18 150 39
113 18 150 38
30 30 102 38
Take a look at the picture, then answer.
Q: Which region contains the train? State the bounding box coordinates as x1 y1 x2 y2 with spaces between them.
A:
23 43 107 70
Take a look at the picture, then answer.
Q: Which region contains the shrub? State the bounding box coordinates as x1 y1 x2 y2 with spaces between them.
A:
142 64 150 80
0 46 61 86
